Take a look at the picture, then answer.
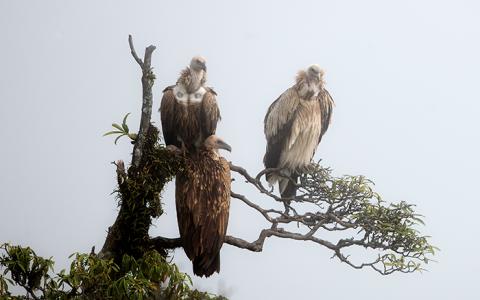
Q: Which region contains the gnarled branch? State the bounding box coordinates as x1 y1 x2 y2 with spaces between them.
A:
150 162 435 275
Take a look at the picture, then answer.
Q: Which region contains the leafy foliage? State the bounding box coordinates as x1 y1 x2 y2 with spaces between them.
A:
0 243 225 299
0 119 217 299
296 163 437 273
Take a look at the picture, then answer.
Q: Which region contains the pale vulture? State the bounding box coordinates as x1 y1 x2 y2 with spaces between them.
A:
264 65 334 199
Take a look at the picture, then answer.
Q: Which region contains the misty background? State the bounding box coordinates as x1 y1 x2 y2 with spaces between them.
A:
1 0 479 299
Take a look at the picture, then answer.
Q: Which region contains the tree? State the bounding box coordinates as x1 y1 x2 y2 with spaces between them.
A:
0 36 436 299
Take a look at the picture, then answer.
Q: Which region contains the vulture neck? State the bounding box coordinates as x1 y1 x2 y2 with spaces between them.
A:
199 148 220 160
187 67 205 93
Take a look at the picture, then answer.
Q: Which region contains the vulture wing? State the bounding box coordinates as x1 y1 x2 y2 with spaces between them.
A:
317 88 334 145
263 88 300 170
160 86 180 147
200 88 221 140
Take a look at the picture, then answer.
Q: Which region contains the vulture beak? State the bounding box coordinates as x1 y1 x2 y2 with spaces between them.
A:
201 63 207 72
216 140 232 152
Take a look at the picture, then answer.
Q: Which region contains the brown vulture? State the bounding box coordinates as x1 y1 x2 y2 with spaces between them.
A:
160 56 220 152
175 135 232 277
263 64 334 199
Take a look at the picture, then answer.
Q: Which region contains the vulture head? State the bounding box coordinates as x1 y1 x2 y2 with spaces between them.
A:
307 64 324 83
296 64 325 99
204 135 232 153
190 56 207 72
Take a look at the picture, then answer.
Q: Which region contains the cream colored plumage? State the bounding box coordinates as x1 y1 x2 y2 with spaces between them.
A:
264 65 334 199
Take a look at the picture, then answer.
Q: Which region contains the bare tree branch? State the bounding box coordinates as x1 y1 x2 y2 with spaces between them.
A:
128 34 144 68
225 162 434 274
150 236 182 250
150 160 435 275
130 34 156 169
99 36 159 259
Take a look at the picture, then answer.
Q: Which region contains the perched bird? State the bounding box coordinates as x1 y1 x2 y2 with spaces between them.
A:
175 135 232 277
263 65 334 199
160 56 220 151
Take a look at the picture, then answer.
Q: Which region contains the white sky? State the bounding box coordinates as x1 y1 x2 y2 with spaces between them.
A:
1 0 479 299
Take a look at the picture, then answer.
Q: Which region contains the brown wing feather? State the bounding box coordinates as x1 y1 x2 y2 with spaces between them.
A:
175 151 231 277
263 88 300 171
200 88 221 141
317 88 334 144
160 86 180 147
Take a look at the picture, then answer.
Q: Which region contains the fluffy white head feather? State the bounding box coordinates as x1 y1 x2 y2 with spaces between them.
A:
190 56 207 72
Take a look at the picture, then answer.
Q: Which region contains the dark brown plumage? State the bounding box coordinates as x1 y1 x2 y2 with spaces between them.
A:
175 136 231 277
160 86 220 151
160 56 220 152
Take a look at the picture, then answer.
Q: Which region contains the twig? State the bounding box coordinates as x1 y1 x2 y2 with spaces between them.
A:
128 35 143 67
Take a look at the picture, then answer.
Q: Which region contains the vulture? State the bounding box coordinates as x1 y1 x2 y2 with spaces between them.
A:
263 64 334 199
175 135 232 277
160 56 221 152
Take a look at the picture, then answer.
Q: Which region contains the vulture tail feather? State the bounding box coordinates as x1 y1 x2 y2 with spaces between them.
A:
280 172 298 200
193 253 220 277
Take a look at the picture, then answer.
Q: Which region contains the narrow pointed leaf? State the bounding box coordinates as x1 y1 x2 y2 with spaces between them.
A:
122 123 129 133
103 130 124 137
112 123 124 132
115 134 126 145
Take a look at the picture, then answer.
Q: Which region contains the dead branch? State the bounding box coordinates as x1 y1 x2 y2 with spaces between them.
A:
130 34 156 169
99 36 158 259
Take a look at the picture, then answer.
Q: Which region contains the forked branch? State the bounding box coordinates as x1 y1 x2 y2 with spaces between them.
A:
129 34 156 169
222 163 436 275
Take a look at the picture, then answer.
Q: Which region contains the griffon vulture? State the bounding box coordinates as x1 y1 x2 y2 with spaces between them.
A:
175 135 231 277
264 65 334 199
160 56 220 152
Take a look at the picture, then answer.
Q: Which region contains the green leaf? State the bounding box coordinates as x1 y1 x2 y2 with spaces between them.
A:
115 134 126 145
122 123 129 133
122 113 131 133
103 130 125 137
112 123 124 132
122 113 131 126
